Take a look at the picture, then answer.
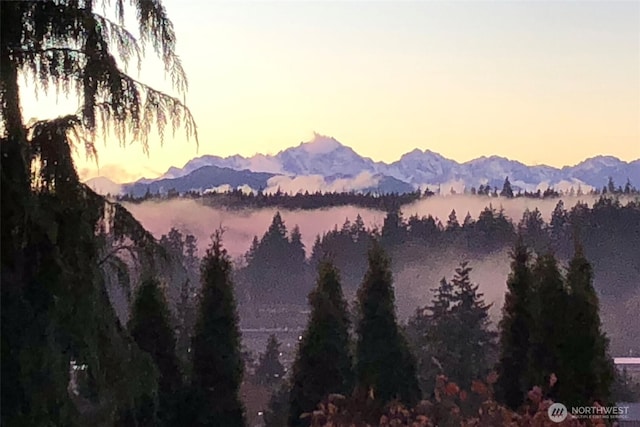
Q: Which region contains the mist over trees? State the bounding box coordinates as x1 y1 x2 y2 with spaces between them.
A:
2 0 638 425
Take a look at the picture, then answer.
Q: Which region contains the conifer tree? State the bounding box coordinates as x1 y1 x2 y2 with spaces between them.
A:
527 253 570 398
448 262 496 390
264 383 290 427
500 177 514 198
288 259 353 426
407 277 456 396
187 231 245 426
496 239 534 409
562 243 614 406
129 277 182 426
1 0 196 423
355 242 420 414
255 334 285 388
408 263 495 396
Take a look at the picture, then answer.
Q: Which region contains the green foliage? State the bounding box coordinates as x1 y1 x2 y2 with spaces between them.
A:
561 244 614 406
355 241 421 417
187 231 245 426
1 0 197 424
526 252 570 399
289 259 354 426
245 211 312 304
129 277 182 425
408 262 496 398
496 238 535 409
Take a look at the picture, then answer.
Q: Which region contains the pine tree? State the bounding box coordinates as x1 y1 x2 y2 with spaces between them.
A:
129 277 182 426
496 239 534 409
562 243 614 406
354 242 420 415
255 334 285 388
288 259 353 426
187 231 245 426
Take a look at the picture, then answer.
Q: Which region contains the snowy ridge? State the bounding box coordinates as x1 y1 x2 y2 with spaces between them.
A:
87 134 640 196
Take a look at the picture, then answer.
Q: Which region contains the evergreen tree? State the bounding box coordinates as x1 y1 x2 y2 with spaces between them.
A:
562 244 614 406
500 176 514 198
255 334 285 388
288 259 353 427
407 277 456 396
448 262 496 390
129 277 182 426
527 253 570 398
1 0 195 424
187 231 245 426
446 209 460 231
496 239 534 409
354 242 420 415
381 208 406 246
264 383 290 427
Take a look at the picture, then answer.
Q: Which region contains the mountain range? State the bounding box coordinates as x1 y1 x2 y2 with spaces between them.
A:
87 133 640 196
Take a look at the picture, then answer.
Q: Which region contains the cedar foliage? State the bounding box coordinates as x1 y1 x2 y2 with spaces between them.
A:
289 259 354 427
1 0 196 424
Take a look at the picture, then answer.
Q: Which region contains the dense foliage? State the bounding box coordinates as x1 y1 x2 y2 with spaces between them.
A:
355 242 421 418
186 231 246 426
288 260 354 426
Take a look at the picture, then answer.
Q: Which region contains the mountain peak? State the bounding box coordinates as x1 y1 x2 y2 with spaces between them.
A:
300 132 342 155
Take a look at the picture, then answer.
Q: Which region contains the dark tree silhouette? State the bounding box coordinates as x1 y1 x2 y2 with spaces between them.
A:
129 277 182 426
355 241 420 418
187 231 245 426
288 259 353 426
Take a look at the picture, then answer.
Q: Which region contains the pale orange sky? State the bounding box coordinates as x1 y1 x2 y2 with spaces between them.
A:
18 0 640 183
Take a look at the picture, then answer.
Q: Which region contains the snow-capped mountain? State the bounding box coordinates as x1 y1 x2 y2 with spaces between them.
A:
89 133 639 196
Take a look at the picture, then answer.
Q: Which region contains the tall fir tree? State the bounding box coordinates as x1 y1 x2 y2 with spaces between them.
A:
448 262 496 390
187 231 245 426
407 277 456 396
128 277 182 426
527 253 570 399
562 243 614 406
255 334 285 388
496 239 534 409
288 259 354 427
355 241 420 416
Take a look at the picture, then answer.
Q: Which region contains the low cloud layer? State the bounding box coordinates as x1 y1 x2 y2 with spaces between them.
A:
263 171 380 194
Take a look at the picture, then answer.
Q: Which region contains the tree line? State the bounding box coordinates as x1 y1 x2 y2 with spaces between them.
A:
115 175 639 211
78 229 626 426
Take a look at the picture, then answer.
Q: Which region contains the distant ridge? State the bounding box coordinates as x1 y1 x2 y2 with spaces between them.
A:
86 133 640 196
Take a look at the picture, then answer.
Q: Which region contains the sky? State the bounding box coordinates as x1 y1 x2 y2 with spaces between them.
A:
19 0 640 183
